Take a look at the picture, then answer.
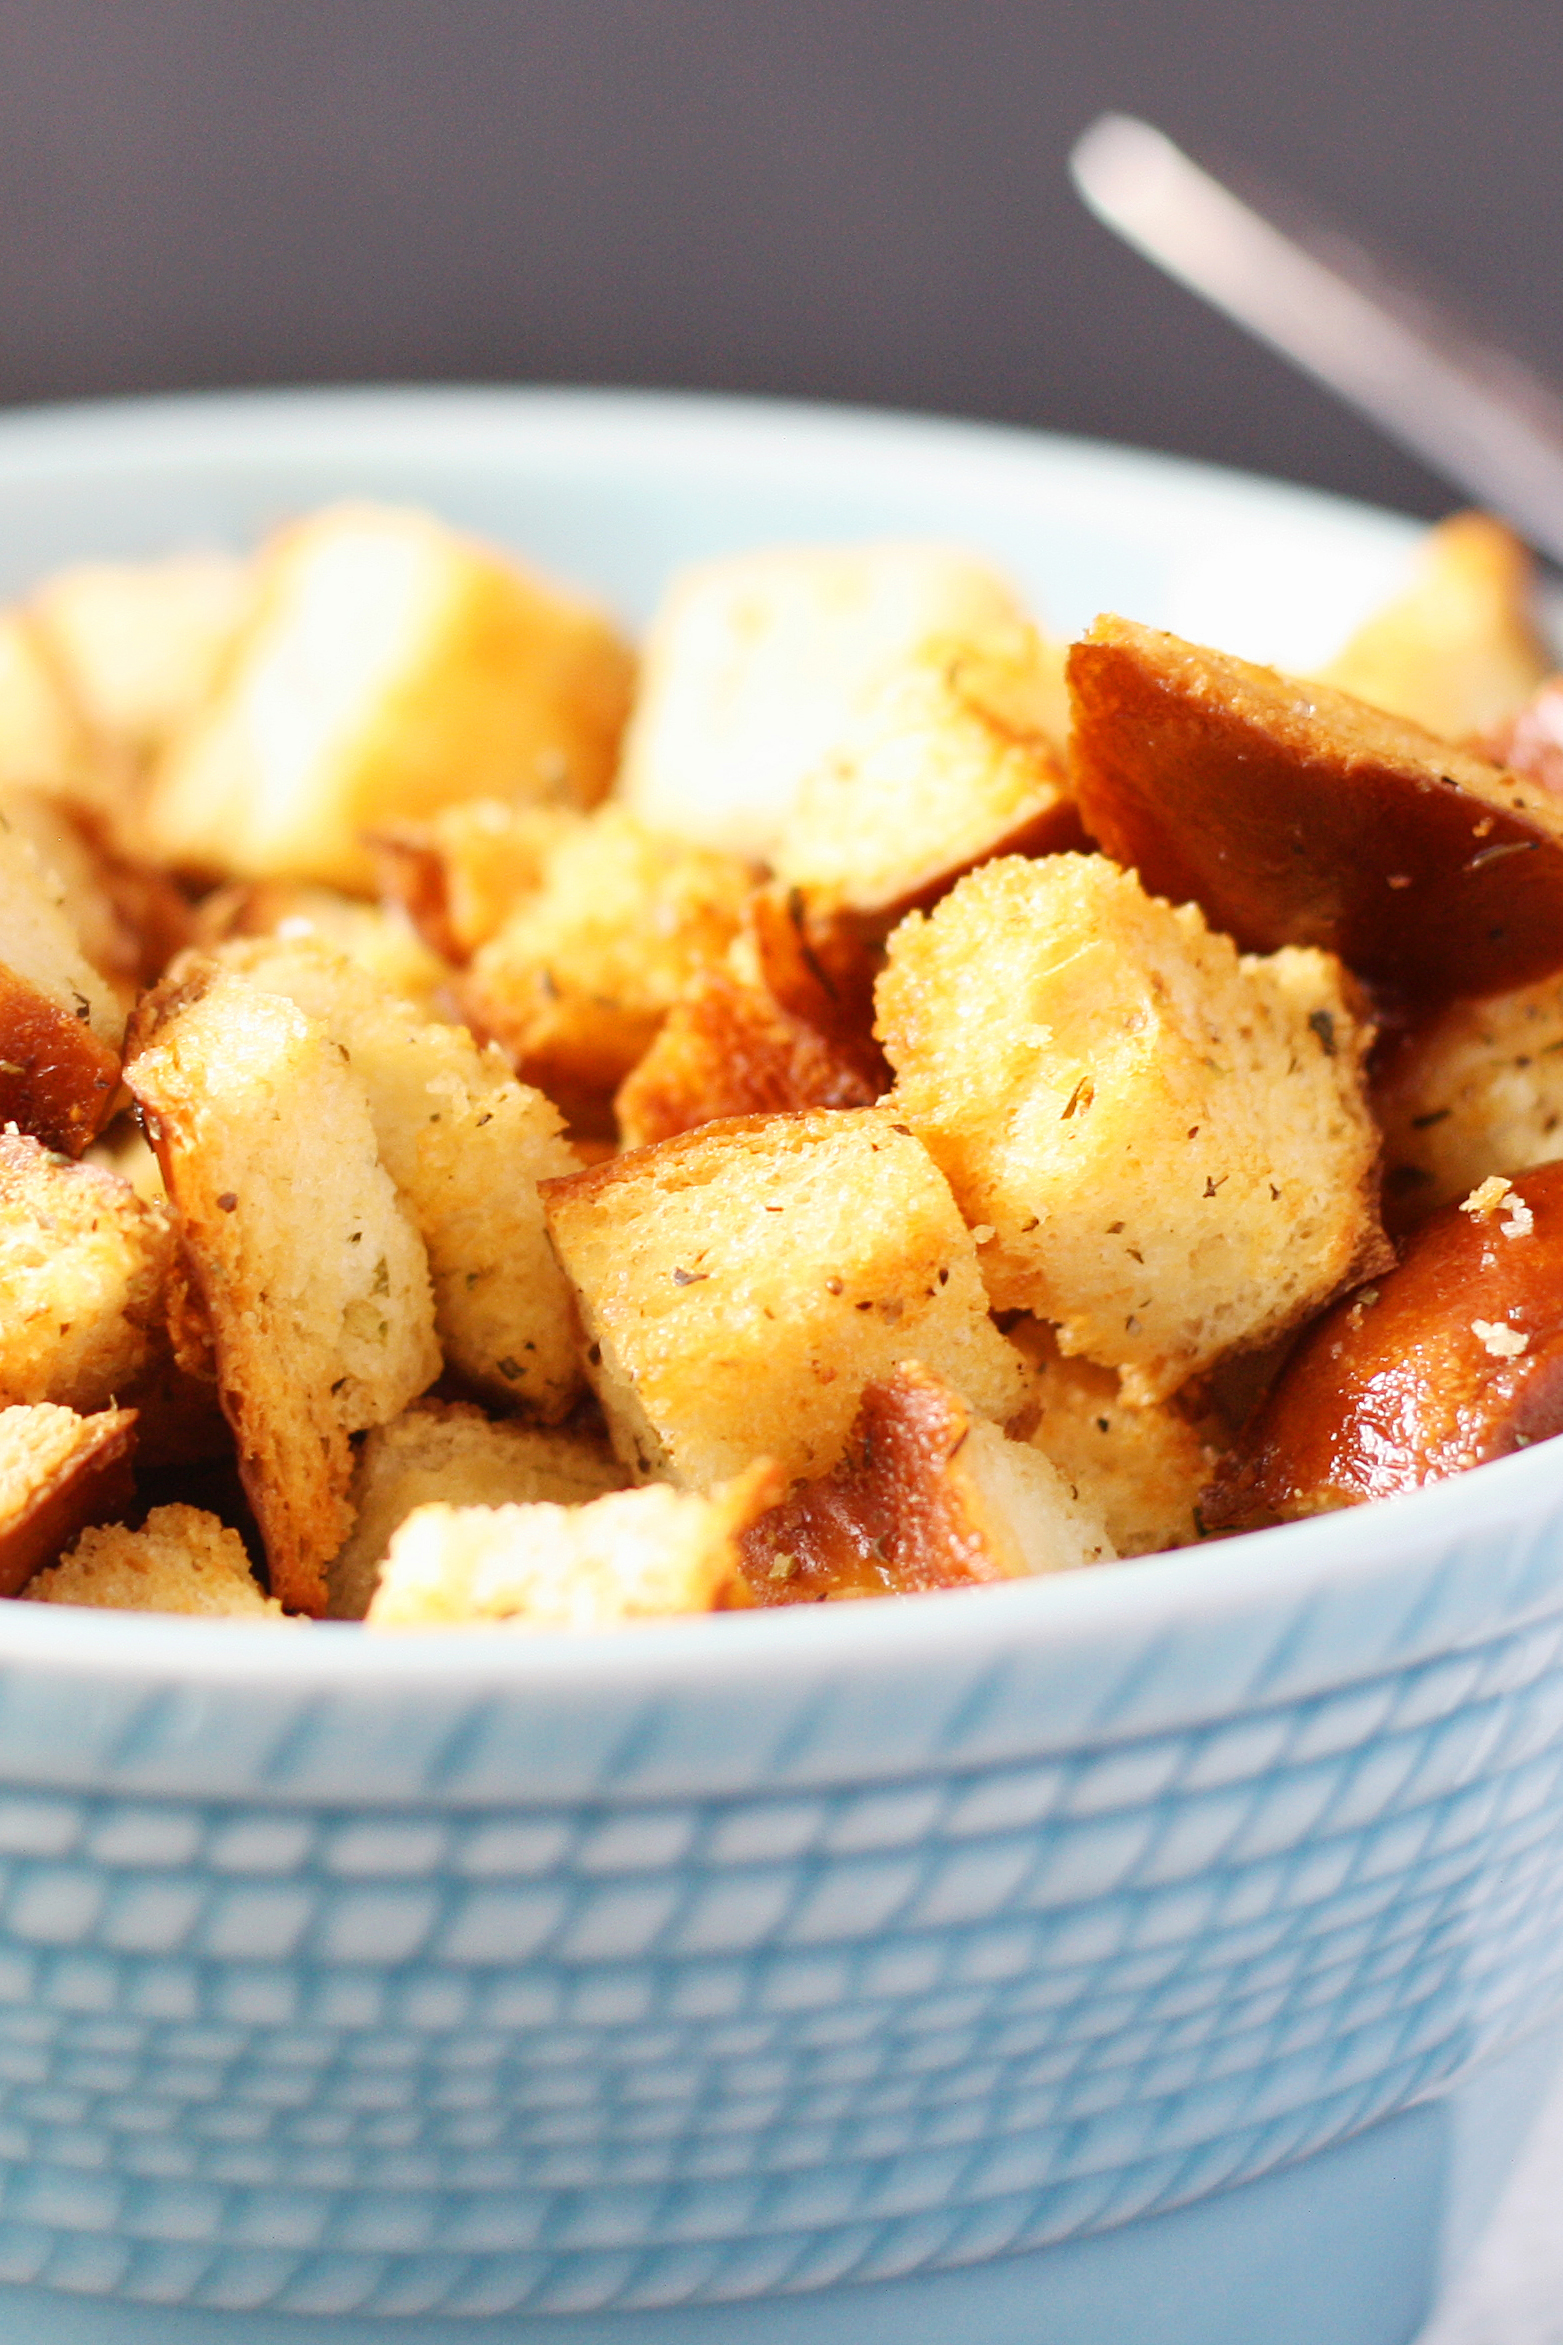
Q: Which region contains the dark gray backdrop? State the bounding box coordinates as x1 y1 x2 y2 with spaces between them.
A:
1 0 1559 521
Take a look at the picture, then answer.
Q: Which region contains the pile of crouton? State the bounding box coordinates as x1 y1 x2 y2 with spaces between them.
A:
0 498 1558 1629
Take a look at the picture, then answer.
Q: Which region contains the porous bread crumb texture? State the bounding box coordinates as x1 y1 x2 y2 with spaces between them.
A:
617 543 1041 862
25 1503 286 1618
0 1401 137 1595
367 1461 779 1630
126 961 439 1614
196 879 454 1024
143 503 635 893
614 967 880 1149
772 624 1076 915
542 1106 1029 1488
1375 975 1563 1222
876 854 1390 1403
461 805 754 1127
739 1361 1112 1605
0 1131 172 1414
209 933 583 1417
1007 1316 1221 1556
328 1398 629 1620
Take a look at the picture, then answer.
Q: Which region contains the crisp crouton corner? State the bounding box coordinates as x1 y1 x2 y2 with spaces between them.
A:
542 1107 1028 1486
877 855 1389 1402
27 1504 288 1618
126 959 439 1613
368 1459 780 1629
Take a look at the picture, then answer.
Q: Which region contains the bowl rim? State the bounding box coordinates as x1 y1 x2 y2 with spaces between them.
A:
0 376 1538 1694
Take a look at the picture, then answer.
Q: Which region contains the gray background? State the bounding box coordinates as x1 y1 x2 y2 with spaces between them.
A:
1 0 1561 522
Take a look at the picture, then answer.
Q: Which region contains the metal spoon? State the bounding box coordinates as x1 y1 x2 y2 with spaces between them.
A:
1069 111 1563 568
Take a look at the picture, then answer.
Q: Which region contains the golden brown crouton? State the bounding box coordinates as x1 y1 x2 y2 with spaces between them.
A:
542 1107 1029 1486
618 544 1045 860
126 962 439 1613
367 1460 779 1629
461 806 754 1130
1008 1317 1221 1556
25 1503 286 1618
31 553 251 770
614 968 880 1149
1375 975 1563 1223
195 880 454 1022
0 811 125 1153
371 800 578 964
1315 513 1547 741
1069 613 1563 1008
773 626 1082 918
143 504 635 893
877 855 1388 1402
328 1398 629 1619
740 1361 1112 1604
210 934 584 1416
0 1132 173 1414
0 1403 137 1596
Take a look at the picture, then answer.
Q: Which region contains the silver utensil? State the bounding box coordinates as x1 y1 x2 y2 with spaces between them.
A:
1069 111 1563 568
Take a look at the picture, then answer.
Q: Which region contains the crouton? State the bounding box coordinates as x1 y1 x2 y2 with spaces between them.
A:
0 1403 137 1596
461 806 754 1130
25 1502 286 1618
1315 513 1547 741
126 962 439 1613
0 1131 173 1414
0 811 125 1153
195 880 454 1021
0 613 90 799
614 968 880 1148
31 553 250 770
371 800 578 964
773 625 1082 917
328 1398 629 1618
876 855 1388 1402
367 1460 779 1629
542 1107 1029 1486
1375 974 1563 1222
210 934 583 1416
143 504 635 893
1069 613 1563 1007
740 1361 1112 1603
1007 1317 1220 1555
618 544 1045 860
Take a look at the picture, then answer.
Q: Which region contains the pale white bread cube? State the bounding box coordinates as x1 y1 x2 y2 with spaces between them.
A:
211 933 584 1417
144 504 635 893
31 553 251 765
772 624 1077 916
617 543 1040 860
739 1361 1113 1604
0 611 90 798
367 1460 779 1629
541 1106 1029 1487
328 1398 628 1618
126 962 440 1614
1009 1317 1220 1557
1314 512 1548 741
25 1503 288 1619
0 1402 137 1597
1375 973 1563 1219
877 855 1389 1403
460 806 754 1128
0 811 125 1153
0 1131 173 1416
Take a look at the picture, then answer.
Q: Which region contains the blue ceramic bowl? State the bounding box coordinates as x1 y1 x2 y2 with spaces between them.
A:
0 389 1559 2345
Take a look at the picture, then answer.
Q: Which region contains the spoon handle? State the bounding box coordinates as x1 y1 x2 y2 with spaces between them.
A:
1070 112 1563 567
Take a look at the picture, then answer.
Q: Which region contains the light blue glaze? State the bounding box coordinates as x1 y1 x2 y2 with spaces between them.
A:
0 387 1555 2342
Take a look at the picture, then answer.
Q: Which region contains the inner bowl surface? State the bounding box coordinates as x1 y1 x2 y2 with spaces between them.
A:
0 387 1558 2341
